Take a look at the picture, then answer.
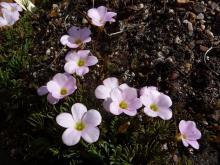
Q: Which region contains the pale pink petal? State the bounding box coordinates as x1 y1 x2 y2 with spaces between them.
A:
103 77 119 89
129 98 142 109
179 120 187 134
105 12 117 22
47 81 60 94
182 139 189 147
95 85 111 99
143 107 158 117
110 88 123 101
71 103 87 121
75 67 89 76
82 110 102 127
123 109 137 116
187 140 199 149
60 35 70 45
53 73 68 86
0 17 8 27
47 93 59 104
37 86 48 96
88 8 101 21
140 95 154 107
77 50 90 58
157 107 172 120
62 128 81 146
65 51 78 61
64 61 77 74
82 127 100 143
123 87 137 101
68 26 80 37
103 98 112 111
86 56 98 66
80 27 91 41
110 102 122 115
0 2 11 10
140 86 157 96
56 113 74 128
65 76 77 94
157 94 172 107
97 6 107 17
119 83 129 90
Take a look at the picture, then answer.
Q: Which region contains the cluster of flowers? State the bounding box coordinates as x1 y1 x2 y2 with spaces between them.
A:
37 6 201 149
0 2 22 27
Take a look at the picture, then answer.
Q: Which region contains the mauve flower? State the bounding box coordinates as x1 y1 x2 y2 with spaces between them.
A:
64 50 98 76
109 85 142 116
60 26 91 48
0 2 22 24
87 6 117 27
56 103 102 146
140 87 172 120
0 11 9 27
178 120 202 149
37 73 77 104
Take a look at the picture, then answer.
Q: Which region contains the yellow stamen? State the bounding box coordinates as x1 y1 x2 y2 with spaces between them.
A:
77 59 85 67
75 39 82 45
150 103 158 112
75 122 85 131
119 101 128 109
60 88 68 95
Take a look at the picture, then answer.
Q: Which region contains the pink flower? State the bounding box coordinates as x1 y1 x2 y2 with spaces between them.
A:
87 6 117 27
178 120 202 149
0 2 22 25
64 50 98 76
60 26 91 49
140 87 172 120
37 73 77 104
56 103 102 146
109 85 142 116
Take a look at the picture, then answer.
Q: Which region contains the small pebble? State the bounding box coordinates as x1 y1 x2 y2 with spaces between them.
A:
197 13 204 20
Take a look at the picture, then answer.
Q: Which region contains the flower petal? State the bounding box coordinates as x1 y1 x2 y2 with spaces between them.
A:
97 6 107 17
77 50 90 58
182 139 189 147
64 61 77 74
110 88 123 101
37 86 48 96
53 73 68 86
158 107 172 120
56 113 74 128
82 110 102 127
82 127 100 143
60 35 70 45
62 128 81 146
110 102 122 115
71 103 87 121
47 93 59 104
129 98 142 109
68 26 80 37
103 98 112 111
123 87 138 101
65 51 78 61
103 77 119 89
95 85 111 99
157 94 172 107
75 67 89 76
143 107 158 117
46 81 60 96
187 140 199 149
86 56 98 66
123 109 137 116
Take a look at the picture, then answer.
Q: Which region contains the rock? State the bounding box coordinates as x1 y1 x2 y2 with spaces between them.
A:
177 0 189 4
46 49 51 55
188 22 194 36
197 13 204 20
200 45 209 52
175 36 182 44
193 3 206 13
206 30 214 38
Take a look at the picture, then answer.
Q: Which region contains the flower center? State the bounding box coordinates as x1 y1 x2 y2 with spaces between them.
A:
77 59 85 67
60 88 68 95
75 39 82 45
75 121 85 131
176 133 187 141
119 101 128 109
150 103 158 112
